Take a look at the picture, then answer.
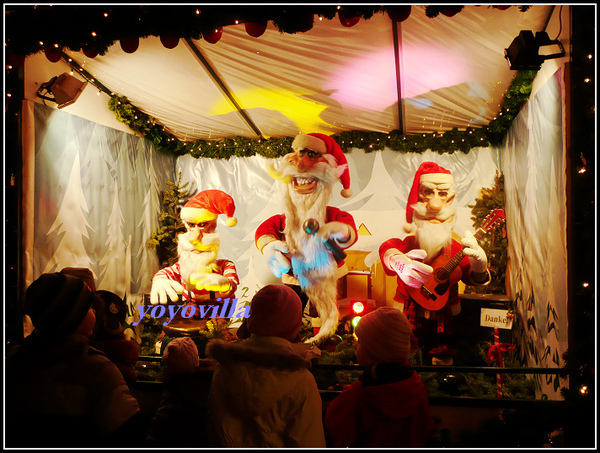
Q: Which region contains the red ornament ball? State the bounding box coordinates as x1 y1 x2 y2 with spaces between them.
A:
160 36 179 49
387 6 412 23
338 12 360 27
439 7 463 17
44 46 62 63
83 47 98 59
203 27 223 44
245 22 267 38
120 37 139 53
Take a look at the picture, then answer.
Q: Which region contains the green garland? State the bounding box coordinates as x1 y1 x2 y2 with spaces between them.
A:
107 69 537 158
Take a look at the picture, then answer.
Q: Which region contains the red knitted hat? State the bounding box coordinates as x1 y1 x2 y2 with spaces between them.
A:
355 307 412 364
405 162 453 231
291 133 353 198
246 285 302 341
180 189 237 227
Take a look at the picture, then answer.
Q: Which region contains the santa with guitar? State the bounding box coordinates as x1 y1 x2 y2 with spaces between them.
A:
379 162 493 365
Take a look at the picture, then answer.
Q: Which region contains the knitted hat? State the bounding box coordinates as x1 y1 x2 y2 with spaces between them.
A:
60 267 96 292
163 337 200 374
291 133 353 198
246 285 302 341
354 307 412 364
180 189 237 227
24 273 95 335
404 161 453 233
95 290 127 332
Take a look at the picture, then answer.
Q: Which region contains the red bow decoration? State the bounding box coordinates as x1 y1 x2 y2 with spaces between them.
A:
487 342 515 368
487 327 515 398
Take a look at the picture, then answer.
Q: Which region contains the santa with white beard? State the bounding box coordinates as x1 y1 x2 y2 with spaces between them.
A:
150 190 239 325
255 133 358 345
379 162 490 364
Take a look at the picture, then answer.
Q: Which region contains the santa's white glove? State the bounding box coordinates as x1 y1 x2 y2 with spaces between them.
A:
387 249 433 289
190 272 232 293
318 221 354 248
461 230 488 273
150 278 184 305
262 240 291 278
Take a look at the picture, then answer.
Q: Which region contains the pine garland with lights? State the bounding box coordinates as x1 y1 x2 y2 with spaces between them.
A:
107 69 537 159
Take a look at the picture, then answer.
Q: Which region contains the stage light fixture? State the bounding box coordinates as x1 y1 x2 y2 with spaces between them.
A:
36 73 87 108
504 30 566 70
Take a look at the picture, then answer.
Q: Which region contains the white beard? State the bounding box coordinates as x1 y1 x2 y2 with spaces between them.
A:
278 164 340 344
177 232 220 287
414 221 453 263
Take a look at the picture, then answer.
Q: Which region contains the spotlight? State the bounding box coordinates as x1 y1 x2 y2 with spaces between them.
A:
504 30 566 70
36 73 87 108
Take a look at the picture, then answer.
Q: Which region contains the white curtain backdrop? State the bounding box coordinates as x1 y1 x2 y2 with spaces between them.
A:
500 68 568 399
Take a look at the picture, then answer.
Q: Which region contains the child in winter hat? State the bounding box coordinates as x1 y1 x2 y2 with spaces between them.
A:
246 284 303 342
163 337 200 375
354 306 413 366
24 272 96 336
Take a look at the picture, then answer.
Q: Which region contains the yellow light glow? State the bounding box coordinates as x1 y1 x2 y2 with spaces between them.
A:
210 88 331 133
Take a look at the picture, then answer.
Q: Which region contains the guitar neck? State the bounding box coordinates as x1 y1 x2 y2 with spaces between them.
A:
442 228 485 273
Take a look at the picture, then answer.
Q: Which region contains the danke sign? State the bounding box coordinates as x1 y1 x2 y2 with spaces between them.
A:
480 308 513 329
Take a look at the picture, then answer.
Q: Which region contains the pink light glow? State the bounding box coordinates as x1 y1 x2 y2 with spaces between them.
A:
327 45 470 110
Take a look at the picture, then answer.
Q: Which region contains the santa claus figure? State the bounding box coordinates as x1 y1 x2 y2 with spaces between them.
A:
150 190 239 319
255 133 358 345
379 162 490 364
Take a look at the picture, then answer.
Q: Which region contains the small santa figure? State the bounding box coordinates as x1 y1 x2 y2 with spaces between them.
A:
150 189 239 312
379 162 490 364
255 133 358 345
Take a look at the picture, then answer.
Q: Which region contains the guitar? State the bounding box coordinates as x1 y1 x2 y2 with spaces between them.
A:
408 209 505 311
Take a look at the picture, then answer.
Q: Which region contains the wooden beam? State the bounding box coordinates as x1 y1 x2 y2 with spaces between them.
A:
392 20 405 135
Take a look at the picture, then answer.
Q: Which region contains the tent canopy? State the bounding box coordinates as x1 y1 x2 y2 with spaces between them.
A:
8 5 554 142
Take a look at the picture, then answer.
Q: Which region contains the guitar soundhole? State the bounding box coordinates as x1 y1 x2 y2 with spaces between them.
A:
434 280 450 295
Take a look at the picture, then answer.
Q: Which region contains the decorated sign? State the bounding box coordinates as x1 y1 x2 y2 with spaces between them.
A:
480 308 513 329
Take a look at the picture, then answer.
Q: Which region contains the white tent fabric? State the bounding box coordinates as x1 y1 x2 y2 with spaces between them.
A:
55 5 553 141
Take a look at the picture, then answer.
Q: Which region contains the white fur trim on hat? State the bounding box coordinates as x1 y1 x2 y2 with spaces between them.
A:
291 134 328 154
180 207 218 223
420 173 454 185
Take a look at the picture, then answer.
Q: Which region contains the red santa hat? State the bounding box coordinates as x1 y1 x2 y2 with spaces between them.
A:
180 189 237 227
291 133 353 198
404 161 453 233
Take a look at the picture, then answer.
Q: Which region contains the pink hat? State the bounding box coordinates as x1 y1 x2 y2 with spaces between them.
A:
355 307 412 364
180 189 237 227
247 285 302 341
163 337 200 374
291 133 353 198
405 161 453 231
